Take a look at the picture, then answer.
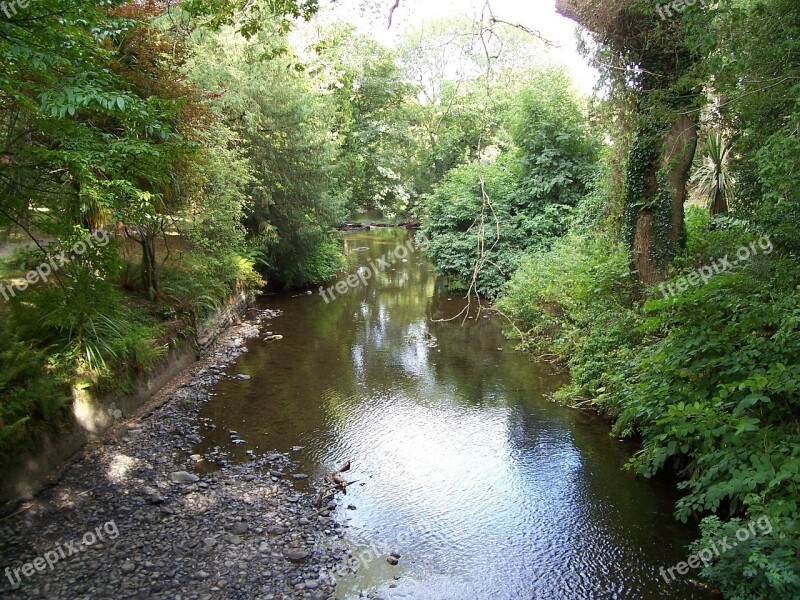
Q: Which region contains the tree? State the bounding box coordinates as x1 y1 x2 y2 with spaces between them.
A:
421 70 599 298
306 25 418 216
397 17 544 196
182 0 320 36
187 24 344 286
556 0 701 284
0 0 197 300
691 129 732 215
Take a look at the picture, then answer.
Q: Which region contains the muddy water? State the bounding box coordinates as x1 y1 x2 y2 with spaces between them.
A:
197 229 714 600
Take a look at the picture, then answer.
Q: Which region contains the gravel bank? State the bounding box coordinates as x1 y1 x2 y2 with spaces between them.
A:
0 309 344 600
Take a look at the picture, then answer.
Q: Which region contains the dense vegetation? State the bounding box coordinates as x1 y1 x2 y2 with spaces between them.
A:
1 0 798 597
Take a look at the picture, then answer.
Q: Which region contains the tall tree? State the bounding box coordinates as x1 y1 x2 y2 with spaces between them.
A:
556 0 701 284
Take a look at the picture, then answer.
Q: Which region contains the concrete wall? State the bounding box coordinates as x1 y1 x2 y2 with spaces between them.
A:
0 289 255 508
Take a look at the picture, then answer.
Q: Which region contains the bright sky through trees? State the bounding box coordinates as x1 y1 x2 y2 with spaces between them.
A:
308 0 599 94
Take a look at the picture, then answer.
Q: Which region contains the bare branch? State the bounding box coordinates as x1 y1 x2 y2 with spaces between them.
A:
388 0 400 30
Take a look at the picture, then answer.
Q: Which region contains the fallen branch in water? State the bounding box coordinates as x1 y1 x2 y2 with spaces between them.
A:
315 461 352 510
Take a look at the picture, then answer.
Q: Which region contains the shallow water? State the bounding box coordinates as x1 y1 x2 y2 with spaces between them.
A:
197 229 714 600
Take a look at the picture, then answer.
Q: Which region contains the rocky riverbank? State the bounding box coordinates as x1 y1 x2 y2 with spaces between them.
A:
0 309 345 600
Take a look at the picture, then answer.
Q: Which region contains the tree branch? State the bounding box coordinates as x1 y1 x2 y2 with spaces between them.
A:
388 0 400 30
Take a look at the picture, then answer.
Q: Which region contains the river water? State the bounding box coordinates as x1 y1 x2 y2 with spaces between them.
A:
197 229 714 600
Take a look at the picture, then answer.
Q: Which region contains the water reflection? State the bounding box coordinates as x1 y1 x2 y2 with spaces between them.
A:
197 229 714 600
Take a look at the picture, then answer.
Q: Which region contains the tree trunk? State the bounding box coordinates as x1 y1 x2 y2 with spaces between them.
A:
663 113 698 249
140 235 159 302
629 113 698 284
555 0 699 285
710 187 728 215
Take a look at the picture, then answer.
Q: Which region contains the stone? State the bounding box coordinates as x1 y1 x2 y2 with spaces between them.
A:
232 522 249 535
285 549 310 563
169 471 199 484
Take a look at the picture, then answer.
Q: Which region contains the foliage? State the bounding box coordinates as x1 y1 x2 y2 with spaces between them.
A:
0 319 68 464
512 70 600 207
182 0 320 37
420 70 599 298
0 1 267 459
496 177 639 406
187 25 345 287
691 130 733 215
311 26 418 216
420 155 527 298
395 17 545 201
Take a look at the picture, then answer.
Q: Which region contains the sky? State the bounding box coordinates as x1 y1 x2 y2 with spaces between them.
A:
314 0 599 95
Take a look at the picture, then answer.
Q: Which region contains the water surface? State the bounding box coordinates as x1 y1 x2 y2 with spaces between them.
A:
197 229 714 600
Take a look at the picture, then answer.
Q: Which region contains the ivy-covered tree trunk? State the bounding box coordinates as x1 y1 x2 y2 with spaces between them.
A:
555 0 700 285
627 113 698 284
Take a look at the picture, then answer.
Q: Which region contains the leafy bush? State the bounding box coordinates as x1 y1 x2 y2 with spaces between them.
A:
421 155 531 297
497 224 639 410
419 70 599 298
0 319 69 464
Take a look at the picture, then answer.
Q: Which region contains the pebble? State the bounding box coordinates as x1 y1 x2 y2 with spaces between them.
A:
285 549 310 562
232 522 249 534
169 471 199 484
0 310 342 600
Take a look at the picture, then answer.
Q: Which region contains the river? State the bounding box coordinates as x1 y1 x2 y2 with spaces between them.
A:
196 228 714 600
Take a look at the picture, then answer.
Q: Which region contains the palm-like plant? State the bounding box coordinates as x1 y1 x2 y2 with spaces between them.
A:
691 130 733 215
